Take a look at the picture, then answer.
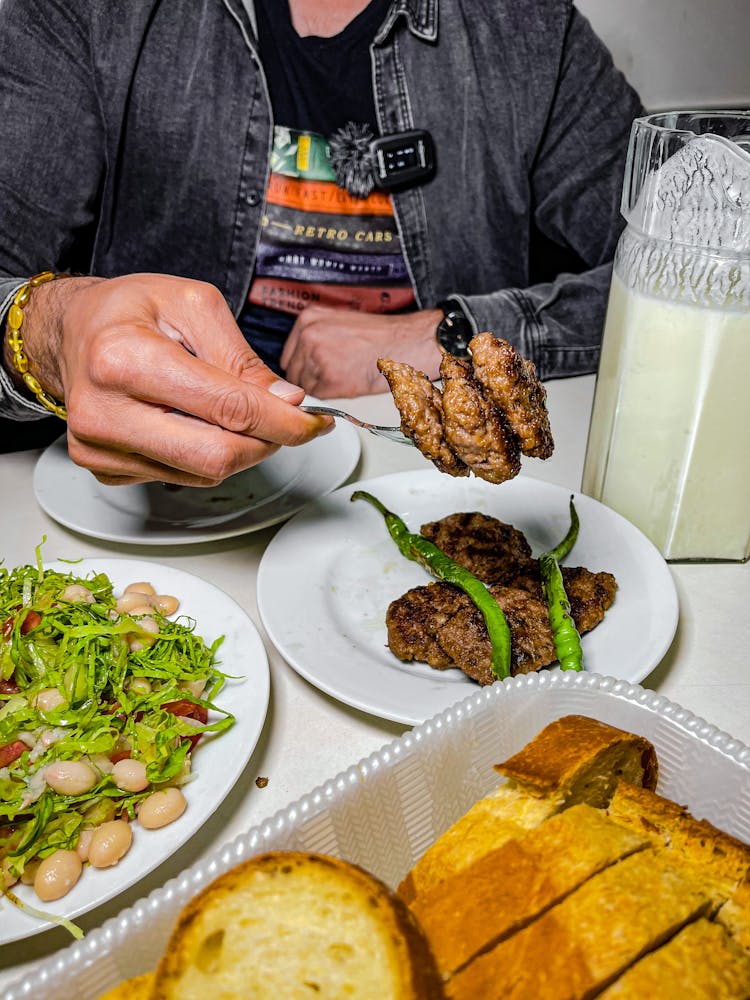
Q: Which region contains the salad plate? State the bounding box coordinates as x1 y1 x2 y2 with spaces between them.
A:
0 558 270 945
257 469 679 725
32 415 360 546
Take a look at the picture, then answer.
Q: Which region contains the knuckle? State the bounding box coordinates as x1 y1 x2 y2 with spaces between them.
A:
191 436 243 481
181 280 226 316
209 385 262 433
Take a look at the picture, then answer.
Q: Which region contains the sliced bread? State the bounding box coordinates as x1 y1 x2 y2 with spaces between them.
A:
150 851 445 1000
398 714 658 904
411 802 648 976
445 848 715 1000
599 918 750 999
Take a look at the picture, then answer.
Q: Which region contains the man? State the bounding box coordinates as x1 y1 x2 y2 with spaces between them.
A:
0 0 643 483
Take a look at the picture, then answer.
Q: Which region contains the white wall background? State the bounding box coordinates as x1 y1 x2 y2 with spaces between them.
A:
577 0 750 110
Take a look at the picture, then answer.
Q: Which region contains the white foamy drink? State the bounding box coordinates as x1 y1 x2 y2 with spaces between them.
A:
582 274 750 560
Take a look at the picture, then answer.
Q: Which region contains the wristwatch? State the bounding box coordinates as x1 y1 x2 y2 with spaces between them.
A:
435 299 473 359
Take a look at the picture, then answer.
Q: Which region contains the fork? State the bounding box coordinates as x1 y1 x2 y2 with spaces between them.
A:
300 404 413 445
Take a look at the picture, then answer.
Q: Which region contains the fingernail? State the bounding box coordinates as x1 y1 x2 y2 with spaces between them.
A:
268 378 303 399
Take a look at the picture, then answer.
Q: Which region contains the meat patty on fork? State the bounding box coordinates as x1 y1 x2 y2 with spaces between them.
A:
377 358 468 477
377 332 552 481
469 332 554 459
439 355 522 485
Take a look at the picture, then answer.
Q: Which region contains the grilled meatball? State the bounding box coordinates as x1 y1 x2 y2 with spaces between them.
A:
469 332 554 459
377 358 468 477
439 354 521 485
420 511 536 585
386 582 558 684
509 565 618 633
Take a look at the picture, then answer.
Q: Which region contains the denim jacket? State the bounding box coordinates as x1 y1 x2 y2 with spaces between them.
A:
0 0 643 420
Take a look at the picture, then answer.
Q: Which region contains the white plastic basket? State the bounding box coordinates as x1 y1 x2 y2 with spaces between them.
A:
5 671 750 1000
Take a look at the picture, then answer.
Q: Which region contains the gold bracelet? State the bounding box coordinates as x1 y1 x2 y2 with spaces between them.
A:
6 271 67 420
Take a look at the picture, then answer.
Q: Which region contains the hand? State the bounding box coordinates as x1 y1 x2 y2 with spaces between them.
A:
15 273 332 485
280 306 444 398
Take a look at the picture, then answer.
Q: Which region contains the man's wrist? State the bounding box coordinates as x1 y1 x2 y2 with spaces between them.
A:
3 274 100 405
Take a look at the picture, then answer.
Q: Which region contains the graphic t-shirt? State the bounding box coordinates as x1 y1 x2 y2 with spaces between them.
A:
238 0 415 373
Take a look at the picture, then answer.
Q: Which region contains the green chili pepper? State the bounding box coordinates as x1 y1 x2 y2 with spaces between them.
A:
352 490 512 680
545 495 580 562
539 496 583 672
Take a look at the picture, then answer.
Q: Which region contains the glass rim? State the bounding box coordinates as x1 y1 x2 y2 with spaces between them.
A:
633 109 750 138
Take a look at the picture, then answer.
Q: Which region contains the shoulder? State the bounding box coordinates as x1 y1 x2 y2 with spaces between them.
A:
445 0 574 43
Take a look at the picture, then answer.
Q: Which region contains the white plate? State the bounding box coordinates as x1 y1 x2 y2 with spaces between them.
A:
32 419 360 545
257 469 679 725
0 558 270 946
5 673 749 1000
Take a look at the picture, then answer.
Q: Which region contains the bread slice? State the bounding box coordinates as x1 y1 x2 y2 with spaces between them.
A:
150 851 444 1000
97 972 154 999
445 848 716 1000
398 714 658 904
607 781 750 896
397 781 562 905
494 714 658 807
598 918 750 998
411 802 649 976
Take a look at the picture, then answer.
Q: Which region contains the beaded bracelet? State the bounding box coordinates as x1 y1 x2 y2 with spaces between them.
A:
6 271 68 420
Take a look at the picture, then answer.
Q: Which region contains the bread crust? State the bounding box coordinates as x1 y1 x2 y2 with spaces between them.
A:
151 851 444 1000
411 803 648 976
598 919 750 998
445 849 714 1000
495 714 659 804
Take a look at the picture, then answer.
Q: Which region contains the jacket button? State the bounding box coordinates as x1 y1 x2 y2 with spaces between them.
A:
246 190 260 206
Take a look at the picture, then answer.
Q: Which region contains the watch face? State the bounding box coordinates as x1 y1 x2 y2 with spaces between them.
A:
436 310 473 358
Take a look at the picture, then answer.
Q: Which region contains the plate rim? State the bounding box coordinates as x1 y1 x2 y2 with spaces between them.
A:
32 421 361 546
0 556 270 945
257 468 679 724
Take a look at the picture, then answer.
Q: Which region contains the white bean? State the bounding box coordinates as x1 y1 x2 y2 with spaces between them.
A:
127 616 160 651
1 858 17 889
34 850 82 902
126 676 152 697
88 820 133 868
59 584 95 604
154 594 179 615
182 679 207 699
125 582 156 596
33 687 66 713
138 787 187 830
20 859 40 885
112 758 149 792
76 827 94 862
45 759 98 796
116 591 155 615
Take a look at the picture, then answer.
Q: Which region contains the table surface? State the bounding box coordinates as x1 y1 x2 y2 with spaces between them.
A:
1 373 748 986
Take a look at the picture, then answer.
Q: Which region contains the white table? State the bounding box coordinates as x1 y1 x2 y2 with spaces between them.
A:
1 373 748 987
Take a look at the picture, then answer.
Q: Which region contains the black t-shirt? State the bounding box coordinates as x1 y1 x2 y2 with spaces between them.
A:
255 0 388 136
239 0 407 374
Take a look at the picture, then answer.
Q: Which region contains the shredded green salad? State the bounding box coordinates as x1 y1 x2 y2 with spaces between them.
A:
0 548 234 932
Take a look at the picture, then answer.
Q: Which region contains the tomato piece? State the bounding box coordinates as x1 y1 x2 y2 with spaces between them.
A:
162 699 208 752
162 699 208 724
20 611 42 635
0 740 27 768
